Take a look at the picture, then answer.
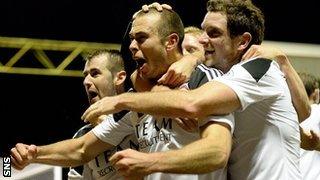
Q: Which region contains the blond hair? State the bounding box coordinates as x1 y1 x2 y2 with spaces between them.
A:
184 26 203 37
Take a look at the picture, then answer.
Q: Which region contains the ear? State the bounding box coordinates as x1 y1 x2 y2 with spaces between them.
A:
237 32 252 51
165 33 179 51
114 70 127 86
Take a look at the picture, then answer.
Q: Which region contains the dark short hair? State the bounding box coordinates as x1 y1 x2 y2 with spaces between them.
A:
298 72 319 96
207 0 265 47
84 49 124 75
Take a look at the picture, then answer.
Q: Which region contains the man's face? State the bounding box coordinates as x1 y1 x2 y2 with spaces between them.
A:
182 33 205 60
129 14 170 80
83 55 116 104
200 12 239 72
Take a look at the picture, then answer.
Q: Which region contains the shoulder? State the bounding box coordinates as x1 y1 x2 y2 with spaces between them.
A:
188 64 223 89
113 110 130 122
241 58 272 82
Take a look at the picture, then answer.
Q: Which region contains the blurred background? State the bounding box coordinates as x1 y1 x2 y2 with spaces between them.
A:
0 0 319 178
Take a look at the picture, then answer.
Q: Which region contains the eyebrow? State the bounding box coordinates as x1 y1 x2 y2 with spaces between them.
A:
204 24 222 33
129 31 147 37
83 67 99 75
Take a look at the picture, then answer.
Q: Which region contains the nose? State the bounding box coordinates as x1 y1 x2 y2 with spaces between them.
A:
199 32 209 45
129 39 139 55
83 75 92 89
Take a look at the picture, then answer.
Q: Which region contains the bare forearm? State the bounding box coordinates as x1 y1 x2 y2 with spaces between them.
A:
146 123 231 174
278 55 310 122
117 90 197 118
148 138 228 174
34 139 89 167
116 81 240 118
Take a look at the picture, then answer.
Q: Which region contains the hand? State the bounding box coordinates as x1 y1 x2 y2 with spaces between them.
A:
242 44 286 62
90 115 107 126
300 128 320 151
175 118 198 132
242 44 294 74
132 3 172 19
110 149 154 178
81 96 119 124
158 54 199 88
10 143 37 170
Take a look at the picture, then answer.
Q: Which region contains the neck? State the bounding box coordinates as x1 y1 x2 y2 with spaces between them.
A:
219 58 240 73
167 50 183 64
116 85 125 95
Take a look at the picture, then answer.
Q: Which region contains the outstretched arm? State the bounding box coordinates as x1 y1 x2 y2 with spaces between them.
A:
110 121 231 177
82 81 240 123
243 45 311 122
11 131 113 169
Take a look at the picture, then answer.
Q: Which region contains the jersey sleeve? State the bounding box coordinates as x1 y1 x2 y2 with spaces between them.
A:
215 58 283 111
92 112 136 146
72 124 93 138
200 113 235 134
67 168 84 180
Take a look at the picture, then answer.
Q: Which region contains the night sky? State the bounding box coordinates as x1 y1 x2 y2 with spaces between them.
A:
1 0 319 44
0 0 319 176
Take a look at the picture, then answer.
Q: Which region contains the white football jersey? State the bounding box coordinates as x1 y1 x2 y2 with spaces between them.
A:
138 64 234 180
215 58 301 180
71 113 138 180
300 104 320 180
92 64 234 180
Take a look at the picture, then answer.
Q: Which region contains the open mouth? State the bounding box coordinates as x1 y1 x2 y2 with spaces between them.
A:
88 90 98 103
136 58 146 69
205 50 215 56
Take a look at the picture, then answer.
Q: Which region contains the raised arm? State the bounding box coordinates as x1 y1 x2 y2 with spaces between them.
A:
276 54 310 122
11 131 112 169
243 45 311 122
110 121 231 177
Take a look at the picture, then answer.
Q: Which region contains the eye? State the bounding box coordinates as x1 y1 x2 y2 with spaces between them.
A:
206 29 220 38
90 69 100 77
186 47 197 53
135 35 147 44
136 37 145 44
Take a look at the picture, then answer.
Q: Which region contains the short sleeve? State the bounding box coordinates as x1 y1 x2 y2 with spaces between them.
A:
200 113 235 134
92 112 136 146
215 58 283 110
